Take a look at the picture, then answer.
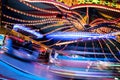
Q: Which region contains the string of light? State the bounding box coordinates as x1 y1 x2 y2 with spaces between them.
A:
48 40 61 47
55 40 78 46
22 0 70 10
55 5 86 23
2 21 59 26
59 44 68 51
40 22 71 30
3 14 64 24
19 0 60 14
6 6 56 18
55 6 86 28
40 38 53 43
20 0 85 26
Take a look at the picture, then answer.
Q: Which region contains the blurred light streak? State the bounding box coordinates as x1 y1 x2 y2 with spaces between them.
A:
48 40 61 47
50 68 113 78
55 40 78 46
13 24 43 38
46 32 116 40
0 61 47 80
62 50 110 55
59 44 68 51
110 64 120 67
40 38 53 43
57 55 115 61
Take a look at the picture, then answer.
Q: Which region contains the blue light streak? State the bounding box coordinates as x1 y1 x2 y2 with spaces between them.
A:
57 55 116 61
13 24 43 38
46 32 116 40
62 50 110 55
0 61 47 80
0 34 5 45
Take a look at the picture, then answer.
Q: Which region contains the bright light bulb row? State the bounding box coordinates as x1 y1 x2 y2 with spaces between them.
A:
3 14 64 23
19 0 60 14
22 0 70 10
2 20 62 26
40 23 63 30
2 21 13 25
6 6 56 18
71 5 120 13
40 21 71 30
21 0 120 13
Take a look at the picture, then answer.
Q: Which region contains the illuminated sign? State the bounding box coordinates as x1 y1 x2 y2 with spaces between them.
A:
56 0 120 8
23 0 120 9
